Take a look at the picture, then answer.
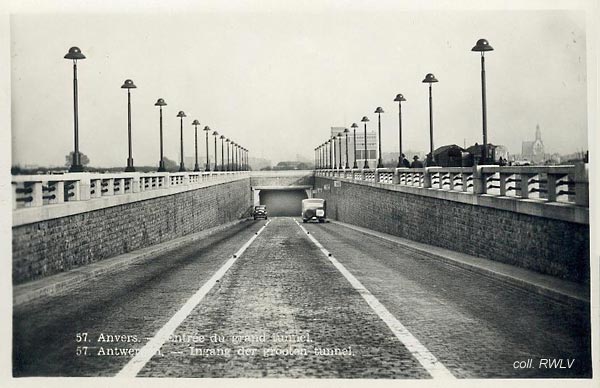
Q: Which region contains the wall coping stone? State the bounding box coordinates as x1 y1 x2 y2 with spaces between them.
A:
318 176 589 225
13 175 249 227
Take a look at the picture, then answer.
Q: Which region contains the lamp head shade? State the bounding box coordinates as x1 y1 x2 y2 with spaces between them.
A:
343 128 349 133
64 47 86 60
191 119 200 125
472 38 494 52
394 93 406 102
177 111 186 118
351 123 358 129
154 98 167 106
121 79 137 89
422 73 438 83
361 116 370 122
374 107 384 114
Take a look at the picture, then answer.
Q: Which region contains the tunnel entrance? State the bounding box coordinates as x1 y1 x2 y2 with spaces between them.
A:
259 189 308 216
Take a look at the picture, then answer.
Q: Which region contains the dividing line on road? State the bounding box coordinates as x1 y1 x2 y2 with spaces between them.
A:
116 219 272 378
294 219 455 380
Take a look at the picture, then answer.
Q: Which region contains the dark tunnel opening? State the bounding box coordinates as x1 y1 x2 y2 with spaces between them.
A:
259 189 309 217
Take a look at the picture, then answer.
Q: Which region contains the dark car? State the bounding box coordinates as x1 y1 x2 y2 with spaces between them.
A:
252 205 268 220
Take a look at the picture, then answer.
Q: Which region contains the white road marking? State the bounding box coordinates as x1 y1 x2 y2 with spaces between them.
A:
294 219 455 379
116 219 271 378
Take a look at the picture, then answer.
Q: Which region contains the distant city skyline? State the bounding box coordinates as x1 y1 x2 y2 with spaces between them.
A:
9 6 591 169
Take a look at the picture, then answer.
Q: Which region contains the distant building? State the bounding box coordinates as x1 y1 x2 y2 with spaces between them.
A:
332 126 377 168
273 161 312 170
495 145 510 161
433 145 465 167
521 124 545 163
466 143 498 164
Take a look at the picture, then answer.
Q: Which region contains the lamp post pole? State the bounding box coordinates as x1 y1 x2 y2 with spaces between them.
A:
361 116 370 169
121 79 137 172
192 119 200 171
375 107 384 168
337 133 342 169
220 135 225 171
233 142 237 171
329 138 333 169
177 111 186 172
64 47 86 172
351 123 358 169
154 99 167 172
422 73 439 166
472 39 494 164
394 94 406 167
212 131 219 171
226 138 230 171
343 128 350 169
204 126 211 171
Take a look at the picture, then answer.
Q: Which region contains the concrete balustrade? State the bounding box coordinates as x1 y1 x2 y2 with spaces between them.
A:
316 164 588 209
12 171 249 226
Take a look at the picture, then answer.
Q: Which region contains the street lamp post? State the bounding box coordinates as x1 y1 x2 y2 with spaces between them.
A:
374 107 384 168
154 98 167 172
121 79 137 172
332 135 337 169
64 47 86 173
351 123 358 168
422 73 439 166
343 128 350 169
361 116 370 169
472 38 494 164
232 142 236 171
177 111 186 172
394 94 407 167
192 119 201 171
220 135 225 171
203 126 211 171
337 133 342 169
212 130 219 171
225 138 230 171
329 138 333 169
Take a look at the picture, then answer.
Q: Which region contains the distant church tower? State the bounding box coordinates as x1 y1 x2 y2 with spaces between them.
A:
532 124 544 161
521 124 545 164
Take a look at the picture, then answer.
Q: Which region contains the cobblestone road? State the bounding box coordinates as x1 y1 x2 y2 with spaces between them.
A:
13 218 591 378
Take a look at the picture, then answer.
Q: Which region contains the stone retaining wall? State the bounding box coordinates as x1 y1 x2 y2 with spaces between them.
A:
315 177 590 284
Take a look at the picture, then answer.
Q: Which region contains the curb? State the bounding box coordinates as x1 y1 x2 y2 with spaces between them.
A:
13 219 249 307
329 220 589 309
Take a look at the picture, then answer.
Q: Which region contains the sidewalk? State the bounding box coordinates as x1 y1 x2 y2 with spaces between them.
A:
330 220 589 308
13 219 248 307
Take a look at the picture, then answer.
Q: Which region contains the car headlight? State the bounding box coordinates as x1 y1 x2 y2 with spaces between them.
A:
316 209 324 216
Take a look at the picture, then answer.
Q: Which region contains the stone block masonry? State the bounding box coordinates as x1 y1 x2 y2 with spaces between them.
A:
12 179 252 284
315 177 590 284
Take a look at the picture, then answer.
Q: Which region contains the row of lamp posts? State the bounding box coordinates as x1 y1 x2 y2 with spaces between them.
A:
64 46 249 173
314 38 493 169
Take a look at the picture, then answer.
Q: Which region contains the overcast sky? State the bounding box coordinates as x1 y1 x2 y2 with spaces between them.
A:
9 5 590 167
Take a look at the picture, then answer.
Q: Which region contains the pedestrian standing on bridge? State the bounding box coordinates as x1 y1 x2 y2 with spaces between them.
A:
410 155 424 168
401 154 411 168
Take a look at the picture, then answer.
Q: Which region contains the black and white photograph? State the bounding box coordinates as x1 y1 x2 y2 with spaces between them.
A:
1 0 598 387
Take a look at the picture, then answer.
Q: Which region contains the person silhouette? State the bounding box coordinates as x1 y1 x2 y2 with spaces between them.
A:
410 155 424 168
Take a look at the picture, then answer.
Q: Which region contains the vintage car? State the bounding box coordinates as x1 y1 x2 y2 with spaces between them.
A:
252 205 268 220
301 198 326 223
